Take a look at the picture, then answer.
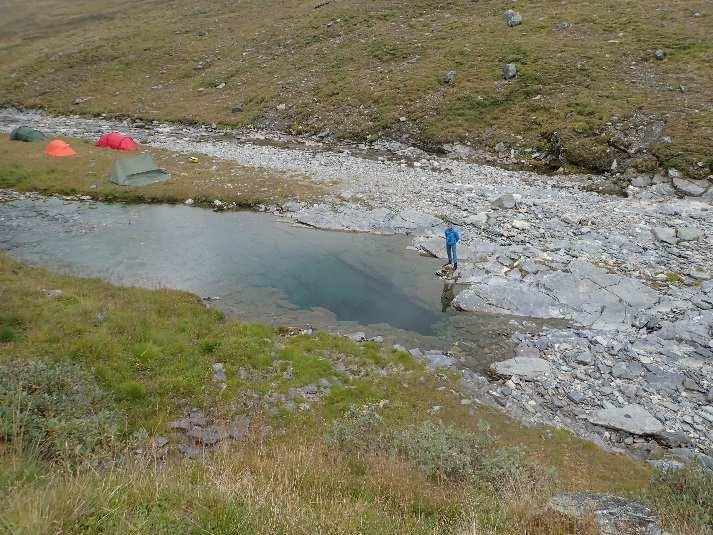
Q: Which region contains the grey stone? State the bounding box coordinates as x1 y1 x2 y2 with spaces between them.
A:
651 226 677 245
422 350 456 369
567 390 585 403
630 175 652 188
491 193 517 209
647 459 684 472
228 415 250 440
177 444 203 459
502 63 518 81
187 425 228 446
654 49 666 60
676 226 702 242
654 431 692 448
515 346 540 359
490 357 551 380
303 383 318 395
667 168 682 179
547 492 663 535
575 352 594 365
673 177 708 197
588 404 664 435
504 9 523 27
168 418 191 431
645 371 684 390
443 70 456 84
348 331 366 342
612 362 643 380
669 448 713 471
465 212 488 226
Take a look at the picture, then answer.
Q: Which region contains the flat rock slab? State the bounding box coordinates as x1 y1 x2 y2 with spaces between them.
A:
490 357 551 379
547 492 663 535
587 404 663 436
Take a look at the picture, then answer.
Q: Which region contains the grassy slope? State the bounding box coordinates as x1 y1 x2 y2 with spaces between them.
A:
0 0 712 175
5 252 701 534
0 136 325 205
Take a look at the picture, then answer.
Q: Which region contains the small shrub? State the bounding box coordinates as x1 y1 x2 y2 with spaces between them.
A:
644 464 713 533
328 405 550 491
392 421 493 481
0 360 121 463
327 404 384 453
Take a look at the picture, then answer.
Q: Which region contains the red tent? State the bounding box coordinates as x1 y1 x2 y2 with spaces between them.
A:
96 131 138 151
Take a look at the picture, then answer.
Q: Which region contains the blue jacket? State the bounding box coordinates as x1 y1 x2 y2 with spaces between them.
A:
445 227 460 246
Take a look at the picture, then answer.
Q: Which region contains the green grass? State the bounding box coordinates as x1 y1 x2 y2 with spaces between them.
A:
0 252 709 534
0 136 325 206
1 0 712 176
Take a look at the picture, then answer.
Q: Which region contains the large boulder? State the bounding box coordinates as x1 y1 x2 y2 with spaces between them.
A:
587 404 664 435
547 492 664 535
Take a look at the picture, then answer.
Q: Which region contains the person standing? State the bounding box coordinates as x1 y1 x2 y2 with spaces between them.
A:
444 224 460 270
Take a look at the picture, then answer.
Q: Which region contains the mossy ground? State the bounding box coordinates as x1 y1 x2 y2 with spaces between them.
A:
0 0 712 174
1 252 710 534
0 136 325 206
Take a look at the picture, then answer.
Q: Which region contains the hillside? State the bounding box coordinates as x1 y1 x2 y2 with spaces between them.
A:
0 0 712 178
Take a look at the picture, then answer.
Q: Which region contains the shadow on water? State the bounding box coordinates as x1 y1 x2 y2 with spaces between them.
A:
0 197 551 370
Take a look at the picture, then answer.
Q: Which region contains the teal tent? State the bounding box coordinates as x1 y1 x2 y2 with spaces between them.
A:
10 126 47 142
109 154 170 186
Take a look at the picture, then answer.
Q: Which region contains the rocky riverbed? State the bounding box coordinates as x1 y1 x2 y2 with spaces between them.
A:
2 108 712 467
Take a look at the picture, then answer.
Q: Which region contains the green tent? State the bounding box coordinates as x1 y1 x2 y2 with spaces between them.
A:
10 126 47 142
110 153 171 186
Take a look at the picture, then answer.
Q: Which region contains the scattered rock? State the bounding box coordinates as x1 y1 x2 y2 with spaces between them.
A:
348 332 366 342
212 362 226 382
588 404 664 436
502 63 518 80
504 9 523 27
654 49 666 61
547 492 664 535
231 105 243 113
443 70 457 84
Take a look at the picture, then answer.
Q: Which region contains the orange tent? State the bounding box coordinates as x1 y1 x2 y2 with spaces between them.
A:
45 139 77 157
